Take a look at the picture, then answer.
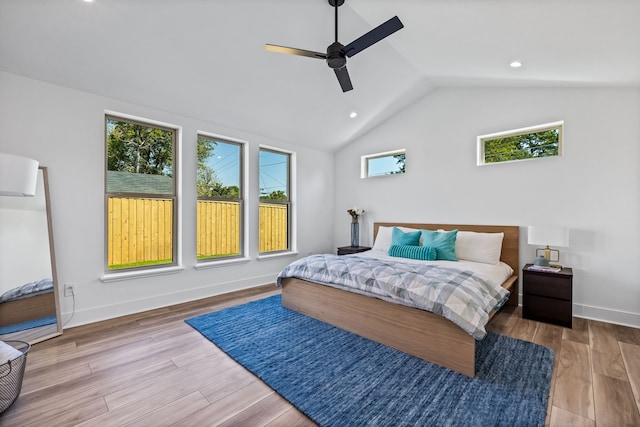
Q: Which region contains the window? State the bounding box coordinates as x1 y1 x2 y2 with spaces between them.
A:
477 121 563 165
105 115 177 271
196 134 243 261
361 149 406 178
259 148 290 253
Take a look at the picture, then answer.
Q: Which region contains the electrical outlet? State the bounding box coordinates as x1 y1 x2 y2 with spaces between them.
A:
64 283 76 297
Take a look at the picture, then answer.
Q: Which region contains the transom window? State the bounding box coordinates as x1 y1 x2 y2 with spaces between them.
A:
105 115 177 271
477 121 563 165
259 147 291 253
196 134 244 261
361 149 406 178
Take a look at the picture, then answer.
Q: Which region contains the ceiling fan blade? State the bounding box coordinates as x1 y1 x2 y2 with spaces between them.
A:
334 66 353 92
265 44 327 60
341 16 404 58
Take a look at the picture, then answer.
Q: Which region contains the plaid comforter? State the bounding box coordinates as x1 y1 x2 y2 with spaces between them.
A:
276 254 509 340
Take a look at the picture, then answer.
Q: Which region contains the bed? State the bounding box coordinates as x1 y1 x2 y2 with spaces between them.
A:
0 279 56 327
278 222 519 377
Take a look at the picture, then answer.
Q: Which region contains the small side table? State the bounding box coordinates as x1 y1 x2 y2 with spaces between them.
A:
337 246 371 256
522 264 573 328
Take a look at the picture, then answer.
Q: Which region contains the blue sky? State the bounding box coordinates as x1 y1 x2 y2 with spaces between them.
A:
204 141 288 196
259 150 288 196
205 141 240 187
368 155 404 177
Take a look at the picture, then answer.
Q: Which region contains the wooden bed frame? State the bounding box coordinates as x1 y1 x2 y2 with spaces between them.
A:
280 223 519 377
0 292 57 327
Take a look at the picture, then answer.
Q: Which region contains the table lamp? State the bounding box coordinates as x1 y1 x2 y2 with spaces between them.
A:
527 225 569 267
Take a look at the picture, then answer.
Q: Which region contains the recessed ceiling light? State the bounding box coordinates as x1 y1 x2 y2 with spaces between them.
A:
510 60 523 68
84 0 94 3
349 111 358 119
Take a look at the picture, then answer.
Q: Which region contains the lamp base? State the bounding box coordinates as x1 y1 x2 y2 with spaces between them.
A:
533 255 550 267
535 246 560 263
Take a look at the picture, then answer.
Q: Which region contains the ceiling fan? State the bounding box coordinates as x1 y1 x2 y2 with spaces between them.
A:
265 0 404 93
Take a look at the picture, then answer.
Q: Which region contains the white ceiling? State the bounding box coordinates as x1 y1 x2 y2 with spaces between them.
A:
1 0 638 152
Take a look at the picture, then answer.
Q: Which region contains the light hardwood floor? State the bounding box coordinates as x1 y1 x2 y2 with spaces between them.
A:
1 285 639 426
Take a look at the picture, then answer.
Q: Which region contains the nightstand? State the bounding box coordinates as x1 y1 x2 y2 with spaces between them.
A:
522 264 573 328
337 246 371 255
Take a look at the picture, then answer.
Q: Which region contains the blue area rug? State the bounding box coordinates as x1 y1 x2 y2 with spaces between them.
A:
0 315 56 335
186 295 554 426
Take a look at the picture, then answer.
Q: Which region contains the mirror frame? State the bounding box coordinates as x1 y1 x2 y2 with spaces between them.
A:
0 166 62 343
42 166 63 342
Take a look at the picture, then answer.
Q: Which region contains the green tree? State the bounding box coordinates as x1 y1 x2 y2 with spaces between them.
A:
107 119 173 176
197 136 216 169
260 190 287 201
484 129 559 163
392 153 406 174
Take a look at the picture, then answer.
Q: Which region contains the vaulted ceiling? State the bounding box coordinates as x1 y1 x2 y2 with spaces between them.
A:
1 0 638 151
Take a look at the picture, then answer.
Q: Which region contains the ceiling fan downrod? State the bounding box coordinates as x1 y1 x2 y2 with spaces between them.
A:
333 0 340 42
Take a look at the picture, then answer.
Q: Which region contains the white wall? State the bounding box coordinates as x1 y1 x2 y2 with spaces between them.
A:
334 87 640 328
0 71 335 327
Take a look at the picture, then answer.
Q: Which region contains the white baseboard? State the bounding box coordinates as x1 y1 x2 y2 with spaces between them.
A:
61 274 277 329
64 285 640 331
572 303 640 329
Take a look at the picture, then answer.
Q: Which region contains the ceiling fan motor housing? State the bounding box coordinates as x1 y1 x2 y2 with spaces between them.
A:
326 42 347 69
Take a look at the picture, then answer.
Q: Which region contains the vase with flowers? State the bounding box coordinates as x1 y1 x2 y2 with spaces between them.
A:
347 208 365 247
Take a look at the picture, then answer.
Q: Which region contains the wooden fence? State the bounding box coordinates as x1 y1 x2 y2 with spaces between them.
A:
108 198 288 268
197 200 240 258
107 197 173 268
259 202 288 253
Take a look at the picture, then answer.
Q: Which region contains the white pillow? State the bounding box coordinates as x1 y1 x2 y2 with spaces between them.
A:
0 341 22 364
455 231 504 265
372 226 421 252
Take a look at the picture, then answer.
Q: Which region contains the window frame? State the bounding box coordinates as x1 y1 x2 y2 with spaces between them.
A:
104 113 179 274
477 121 564 166
258 146 293 255
361 149 406 178
196 132 246 263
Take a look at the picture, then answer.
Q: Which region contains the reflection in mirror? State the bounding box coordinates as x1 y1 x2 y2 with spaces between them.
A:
0 167 62 344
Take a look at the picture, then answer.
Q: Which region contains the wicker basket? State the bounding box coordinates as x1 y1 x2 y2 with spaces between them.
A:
0 340 30 414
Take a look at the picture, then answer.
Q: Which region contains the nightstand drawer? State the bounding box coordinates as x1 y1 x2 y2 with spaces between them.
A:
523 294 572 327
524 273 572 300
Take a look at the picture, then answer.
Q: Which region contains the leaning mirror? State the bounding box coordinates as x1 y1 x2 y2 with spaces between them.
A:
0 167 62 344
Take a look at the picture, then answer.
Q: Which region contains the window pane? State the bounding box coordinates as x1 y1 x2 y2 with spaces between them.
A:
197 136 240 198
105 116 176 271
259 149 290 253
107 196 174 269
362 150 406 178
259 150 288 200
259 202 288 252
479 122 562 165
197 136 243 260
106 118 174 194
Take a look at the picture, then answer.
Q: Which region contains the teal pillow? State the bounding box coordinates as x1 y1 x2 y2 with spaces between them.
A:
388 244 437 261
391 227 421 246
420 229 458 261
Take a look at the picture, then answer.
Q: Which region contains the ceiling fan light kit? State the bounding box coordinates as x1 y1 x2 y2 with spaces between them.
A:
265 0 404 92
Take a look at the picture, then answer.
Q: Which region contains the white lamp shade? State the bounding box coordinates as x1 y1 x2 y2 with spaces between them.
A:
528 225 570 247
0 153 39 197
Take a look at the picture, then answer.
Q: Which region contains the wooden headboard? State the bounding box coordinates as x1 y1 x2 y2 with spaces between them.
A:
373 222 520 274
